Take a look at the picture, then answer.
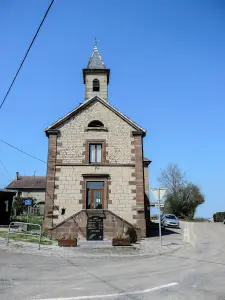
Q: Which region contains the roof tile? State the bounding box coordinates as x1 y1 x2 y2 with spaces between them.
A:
87 46 106 69
6 176 46 190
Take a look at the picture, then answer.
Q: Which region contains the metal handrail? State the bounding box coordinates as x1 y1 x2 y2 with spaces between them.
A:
7 221 42 250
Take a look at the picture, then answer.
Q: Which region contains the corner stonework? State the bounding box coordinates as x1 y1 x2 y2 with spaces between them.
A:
132 132 146 236
43 129 60 232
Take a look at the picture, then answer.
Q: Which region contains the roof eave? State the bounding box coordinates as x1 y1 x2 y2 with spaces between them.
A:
45 129 60 137
6 187 46 191
143 158 152 166
0 189 17 194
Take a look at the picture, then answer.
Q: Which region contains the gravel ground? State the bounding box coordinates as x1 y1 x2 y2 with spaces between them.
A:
0 226 184 258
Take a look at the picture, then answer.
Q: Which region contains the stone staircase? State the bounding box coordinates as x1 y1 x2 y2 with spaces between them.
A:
48 209 140 240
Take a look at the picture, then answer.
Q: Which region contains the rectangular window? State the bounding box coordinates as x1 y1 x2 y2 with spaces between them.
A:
89 144 102 163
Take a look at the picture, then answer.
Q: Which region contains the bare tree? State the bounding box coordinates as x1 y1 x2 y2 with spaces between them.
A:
158 163 187 194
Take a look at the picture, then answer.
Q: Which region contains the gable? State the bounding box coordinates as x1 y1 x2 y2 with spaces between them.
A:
54 100 140 165
45 96 146 135
56 101 137 133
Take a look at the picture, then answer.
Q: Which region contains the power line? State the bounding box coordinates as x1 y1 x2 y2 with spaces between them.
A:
0 157 12 181
0 0 55 111
1 140 46 164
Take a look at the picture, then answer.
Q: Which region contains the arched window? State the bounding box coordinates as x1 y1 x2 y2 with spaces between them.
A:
93 79 100 92
88 120 104 127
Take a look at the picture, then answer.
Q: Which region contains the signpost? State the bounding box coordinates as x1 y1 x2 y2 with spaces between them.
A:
24 199 32 206
155 203 164 209
151 188 167 248
24 199 33 223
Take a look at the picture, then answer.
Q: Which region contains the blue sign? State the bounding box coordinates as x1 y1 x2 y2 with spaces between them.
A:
24 199 32 206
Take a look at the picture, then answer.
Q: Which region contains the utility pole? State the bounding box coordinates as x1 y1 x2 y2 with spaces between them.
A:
158 189 162 247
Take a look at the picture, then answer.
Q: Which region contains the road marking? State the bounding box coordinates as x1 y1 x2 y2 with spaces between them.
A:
183 222 191 243
190 223 197 246
37 282 178 300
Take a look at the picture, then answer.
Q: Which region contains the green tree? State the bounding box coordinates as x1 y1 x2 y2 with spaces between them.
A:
158 164 205 219
164 184 205 219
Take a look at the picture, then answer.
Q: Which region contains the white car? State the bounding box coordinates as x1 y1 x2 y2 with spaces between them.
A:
162 214 179 228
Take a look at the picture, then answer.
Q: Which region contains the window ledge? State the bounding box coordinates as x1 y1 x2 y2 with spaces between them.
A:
85 127 108 132
82 173 110 178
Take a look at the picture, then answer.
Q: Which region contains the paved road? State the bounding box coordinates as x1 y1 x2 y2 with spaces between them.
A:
1 222 225 300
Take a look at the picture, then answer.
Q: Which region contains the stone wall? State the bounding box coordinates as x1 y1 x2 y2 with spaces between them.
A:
43 131 58 231
85 73 108 101
52 165 135 225
144 166 149 199
49 210 139 240
133 134 146 236
56 101 135 164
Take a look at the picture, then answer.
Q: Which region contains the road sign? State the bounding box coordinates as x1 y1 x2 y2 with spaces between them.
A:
151 188 167 200
155 203 164 208
24 199 32 206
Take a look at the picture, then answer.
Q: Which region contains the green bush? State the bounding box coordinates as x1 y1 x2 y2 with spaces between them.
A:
193 218 206 222
126 227 137 244
0 231 54 245
12 197 37 215
213 212 225 222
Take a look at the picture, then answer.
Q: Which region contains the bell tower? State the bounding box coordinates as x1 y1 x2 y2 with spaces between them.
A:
83 42 110 102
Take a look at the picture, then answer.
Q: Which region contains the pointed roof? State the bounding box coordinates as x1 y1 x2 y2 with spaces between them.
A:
87 46 106 69
45 96 146 135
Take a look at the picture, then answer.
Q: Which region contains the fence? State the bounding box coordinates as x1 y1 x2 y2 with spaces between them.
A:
12 206 43 217
30 207 40 216
7 221 42 250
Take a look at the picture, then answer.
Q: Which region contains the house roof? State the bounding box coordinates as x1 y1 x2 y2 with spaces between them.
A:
87 46 106 69
5 176 46 190
45 96 146 134
0 189 16 194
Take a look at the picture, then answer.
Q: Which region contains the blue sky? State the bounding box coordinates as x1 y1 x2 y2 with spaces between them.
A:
0 0 224 217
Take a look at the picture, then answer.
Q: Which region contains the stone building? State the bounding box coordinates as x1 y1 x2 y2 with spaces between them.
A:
43 45 151 240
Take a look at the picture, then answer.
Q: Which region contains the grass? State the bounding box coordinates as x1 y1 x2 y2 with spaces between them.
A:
10 216 44 231
11 216 44 226
0 231 55 245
